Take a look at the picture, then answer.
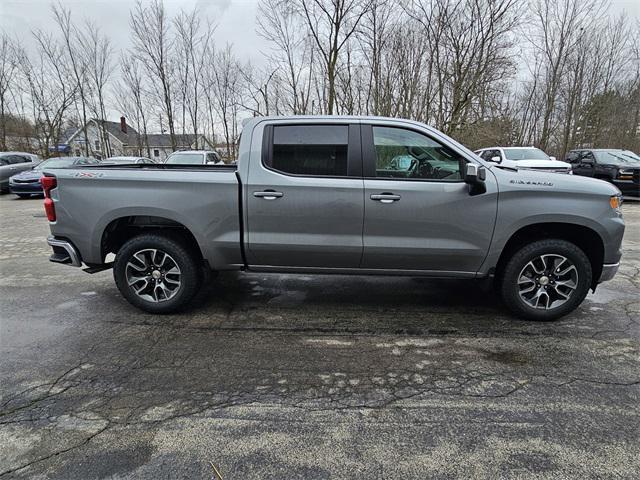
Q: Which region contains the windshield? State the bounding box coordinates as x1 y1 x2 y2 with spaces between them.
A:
35 158 76 169
502 148 550 161
594 150 640 164
166 153 203 165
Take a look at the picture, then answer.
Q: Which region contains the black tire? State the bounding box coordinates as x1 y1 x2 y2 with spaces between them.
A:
16 194 31 199
113 233 202 314
499 239 592 321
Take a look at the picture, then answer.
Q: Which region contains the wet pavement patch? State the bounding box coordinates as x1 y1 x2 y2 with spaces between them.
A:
0 196 639 478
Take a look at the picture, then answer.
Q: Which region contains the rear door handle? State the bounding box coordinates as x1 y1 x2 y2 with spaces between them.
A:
370 193 401 204
253 190 284 200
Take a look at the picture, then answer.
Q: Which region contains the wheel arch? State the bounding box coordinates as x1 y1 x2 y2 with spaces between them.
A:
494 222 604 288
100 215 204 265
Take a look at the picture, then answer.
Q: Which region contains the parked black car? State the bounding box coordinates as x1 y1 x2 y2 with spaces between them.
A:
9 156 99 197
566 149 640 199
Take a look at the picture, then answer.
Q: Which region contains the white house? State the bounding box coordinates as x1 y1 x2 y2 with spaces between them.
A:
63 117 210 161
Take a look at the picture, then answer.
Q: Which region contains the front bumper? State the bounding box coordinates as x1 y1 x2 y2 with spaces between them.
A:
599 262 620 283
47 236 82 267
612 179 640 199
10 182 43 194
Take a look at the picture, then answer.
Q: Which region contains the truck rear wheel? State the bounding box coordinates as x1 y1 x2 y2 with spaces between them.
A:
499 239 592 321
114 233 202 314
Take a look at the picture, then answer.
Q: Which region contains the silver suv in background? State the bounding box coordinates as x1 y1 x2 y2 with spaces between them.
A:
165 150 223 165
475 147 572 174
0 152 41 193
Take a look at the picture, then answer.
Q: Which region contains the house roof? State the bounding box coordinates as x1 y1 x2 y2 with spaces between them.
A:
66 119 140 146
146 134 200 147
66 119 209 149
100 120 139 144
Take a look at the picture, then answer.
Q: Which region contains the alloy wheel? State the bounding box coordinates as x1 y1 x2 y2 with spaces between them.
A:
125 249 181 303
517 254 578 310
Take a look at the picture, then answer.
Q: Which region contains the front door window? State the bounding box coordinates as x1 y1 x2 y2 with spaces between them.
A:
372 126 463 181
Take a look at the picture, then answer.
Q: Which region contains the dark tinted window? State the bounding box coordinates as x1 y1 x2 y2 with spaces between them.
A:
372 126 463 181
8 155 29 164
566 151 580 163
269 125 348 176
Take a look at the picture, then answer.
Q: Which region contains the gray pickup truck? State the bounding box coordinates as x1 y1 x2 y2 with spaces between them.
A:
42 116 625 321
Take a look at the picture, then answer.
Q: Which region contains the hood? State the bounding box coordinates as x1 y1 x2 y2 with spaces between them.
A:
601 161 640 169
494 166 621 196
508 159 571 169
10 169 41 181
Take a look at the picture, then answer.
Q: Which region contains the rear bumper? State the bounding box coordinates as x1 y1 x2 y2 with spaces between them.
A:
599 262 620 283
47 236 82 267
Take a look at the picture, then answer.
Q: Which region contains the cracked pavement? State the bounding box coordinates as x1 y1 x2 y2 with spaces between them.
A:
0 194 638 479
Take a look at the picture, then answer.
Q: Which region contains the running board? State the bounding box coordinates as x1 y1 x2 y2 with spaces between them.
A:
83 262 114 274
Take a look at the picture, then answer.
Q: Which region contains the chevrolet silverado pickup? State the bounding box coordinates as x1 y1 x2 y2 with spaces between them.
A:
42 116 625 321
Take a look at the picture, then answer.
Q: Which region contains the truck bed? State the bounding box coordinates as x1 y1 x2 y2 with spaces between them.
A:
44 165 244 269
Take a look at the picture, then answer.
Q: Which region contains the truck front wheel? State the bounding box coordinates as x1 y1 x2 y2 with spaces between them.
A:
499 239 592 321
114 233 202 314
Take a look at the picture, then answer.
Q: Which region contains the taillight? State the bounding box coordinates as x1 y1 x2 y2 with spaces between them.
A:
40 176 57 222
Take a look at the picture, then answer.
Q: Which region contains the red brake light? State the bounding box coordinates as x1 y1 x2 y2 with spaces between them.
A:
40 176 57 222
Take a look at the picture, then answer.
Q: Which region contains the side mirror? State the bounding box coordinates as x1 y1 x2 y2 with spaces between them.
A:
465 163 486 195
490 155 501 163
549 155 556 161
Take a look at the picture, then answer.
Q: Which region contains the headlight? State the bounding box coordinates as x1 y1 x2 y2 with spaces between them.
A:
618 169 633 180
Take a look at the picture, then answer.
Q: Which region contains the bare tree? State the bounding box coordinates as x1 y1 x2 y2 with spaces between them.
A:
297 0 370 114
208 44 241 159
81 22 115 157
257 0 315 114
116 55 151 157
528 0 605 150
52 3 91 156
174 9 215 149
20 34 77 158
130 0 177 150
0 34 19 150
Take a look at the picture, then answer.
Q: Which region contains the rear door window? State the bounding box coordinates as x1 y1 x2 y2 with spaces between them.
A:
8 155 29 165
266 125 349 177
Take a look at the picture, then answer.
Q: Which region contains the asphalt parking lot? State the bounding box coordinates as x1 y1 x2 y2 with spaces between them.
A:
0 194 638 479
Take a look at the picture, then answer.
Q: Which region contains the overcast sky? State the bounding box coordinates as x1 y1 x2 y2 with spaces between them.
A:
1 0 265 64
2 0 638 64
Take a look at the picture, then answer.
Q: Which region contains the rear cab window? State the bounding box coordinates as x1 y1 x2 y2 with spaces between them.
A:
264 125 349 177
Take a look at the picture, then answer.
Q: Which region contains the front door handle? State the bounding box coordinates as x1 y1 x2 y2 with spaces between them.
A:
253 190 284 200
370 193 401 204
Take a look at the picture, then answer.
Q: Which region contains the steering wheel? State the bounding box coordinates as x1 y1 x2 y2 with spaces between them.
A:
412 161 433 178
